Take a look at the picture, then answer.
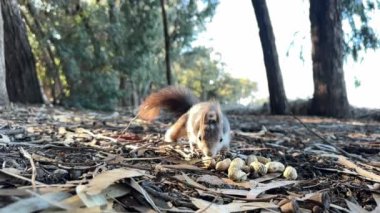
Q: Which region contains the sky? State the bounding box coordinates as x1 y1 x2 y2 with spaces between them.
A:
194 0 380 109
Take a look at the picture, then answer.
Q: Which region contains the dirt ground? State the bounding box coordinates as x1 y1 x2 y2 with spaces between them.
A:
0 104 379 212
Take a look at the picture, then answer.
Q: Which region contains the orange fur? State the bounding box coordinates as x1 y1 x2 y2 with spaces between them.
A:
138 86 198 121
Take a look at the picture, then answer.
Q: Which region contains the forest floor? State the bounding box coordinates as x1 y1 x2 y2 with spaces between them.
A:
0 104 380 212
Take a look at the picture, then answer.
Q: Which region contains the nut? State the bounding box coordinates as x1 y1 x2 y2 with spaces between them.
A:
202 156 216 169
215 158 231 171
228 158 247 182
283 166 298 180
228 169 247 182
265 161 285 173
256 156 271 164
246 154 258 165
250 161 267 176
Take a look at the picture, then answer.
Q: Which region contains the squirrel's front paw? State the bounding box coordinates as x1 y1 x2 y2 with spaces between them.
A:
164 131 174 142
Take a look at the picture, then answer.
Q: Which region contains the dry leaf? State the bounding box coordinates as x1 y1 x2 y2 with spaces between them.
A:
338 156 380 183
254 173 282 183
247 180 298 199
174 173 208 191
197 175 224 186
162 164 204 171
129 178 161 213
215 189 249 197
222 178 258 189
84 168 145 195
345 199 369 213
0 134 10 143
190 197 278 213
0 192 71 213
76 185 107 208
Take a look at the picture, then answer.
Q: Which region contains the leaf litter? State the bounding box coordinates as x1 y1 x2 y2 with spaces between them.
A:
0 105 380 212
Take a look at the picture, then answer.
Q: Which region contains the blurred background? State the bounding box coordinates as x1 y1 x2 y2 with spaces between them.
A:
1 0 379 117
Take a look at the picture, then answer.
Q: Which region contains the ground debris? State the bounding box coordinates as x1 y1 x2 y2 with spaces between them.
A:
0 105 379 212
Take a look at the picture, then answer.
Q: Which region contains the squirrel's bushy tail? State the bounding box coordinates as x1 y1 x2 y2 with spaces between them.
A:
138 86 199 121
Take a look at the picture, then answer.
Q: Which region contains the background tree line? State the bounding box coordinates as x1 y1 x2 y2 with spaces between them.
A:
0 0 256 111
0 0 379 118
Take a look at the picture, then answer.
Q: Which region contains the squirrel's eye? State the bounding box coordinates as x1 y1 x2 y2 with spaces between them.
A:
219 138 223 142
198 136 202 141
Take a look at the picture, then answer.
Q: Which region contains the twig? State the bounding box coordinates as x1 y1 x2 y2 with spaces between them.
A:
142 183 196 209
0 168 45 185
292 115 368 162
19 147 37 190
80 128 118 143
117 114 138 141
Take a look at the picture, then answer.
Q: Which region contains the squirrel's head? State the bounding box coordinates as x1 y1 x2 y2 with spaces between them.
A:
196 104 224 157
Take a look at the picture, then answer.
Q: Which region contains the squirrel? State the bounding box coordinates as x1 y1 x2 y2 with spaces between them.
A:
138 86 231 157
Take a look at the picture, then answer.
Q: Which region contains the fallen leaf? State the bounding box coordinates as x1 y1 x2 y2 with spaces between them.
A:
0 191 71 213
247 180 298 199
84 168 145 195
197 175 224 186
162 164 204 171
0 134 10 143
215 189 249 197
190 197 278 213
77 185 107 208
222 178 258 189
129 178 161 213
345 199 369 213
338 156 380 183
175 173 208 191
254 173 282 183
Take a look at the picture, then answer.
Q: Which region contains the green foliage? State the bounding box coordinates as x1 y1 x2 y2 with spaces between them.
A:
21 0 256 110
342 0 380 61
174 47 257 103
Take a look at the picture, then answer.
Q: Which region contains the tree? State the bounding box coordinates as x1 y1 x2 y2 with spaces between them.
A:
160 0 172 85
174 47 257 103
1 0 43 103
309 0 350 117
251 0 289 115
0 1 8 106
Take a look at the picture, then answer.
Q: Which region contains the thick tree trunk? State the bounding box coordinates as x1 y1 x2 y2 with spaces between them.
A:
251 0 288 115
160 0 172 85
0 1 8 105
22 2 61 104
309 0 350 117
1 0 43 103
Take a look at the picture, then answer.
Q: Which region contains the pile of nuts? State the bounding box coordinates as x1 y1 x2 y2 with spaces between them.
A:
204 155 298 182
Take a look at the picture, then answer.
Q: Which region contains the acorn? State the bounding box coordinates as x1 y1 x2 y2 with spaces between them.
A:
265 161 285 173
283 166 298 180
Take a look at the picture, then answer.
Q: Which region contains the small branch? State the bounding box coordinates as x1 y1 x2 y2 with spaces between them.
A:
292 115 368 162
19 147 37 190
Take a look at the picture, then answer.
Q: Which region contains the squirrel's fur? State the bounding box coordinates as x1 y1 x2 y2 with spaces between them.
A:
138 86 230 157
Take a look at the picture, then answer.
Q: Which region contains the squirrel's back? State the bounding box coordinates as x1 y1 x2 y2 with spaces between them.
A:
138 86 199 121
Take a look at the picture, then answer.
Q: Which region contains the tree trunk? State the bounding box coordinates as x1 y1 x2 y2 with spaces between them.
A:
1 0 43 103
251 0 288 115
309 0 350 117
160 0 172 85
0 1 8 106
22 3 62 104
